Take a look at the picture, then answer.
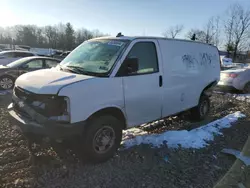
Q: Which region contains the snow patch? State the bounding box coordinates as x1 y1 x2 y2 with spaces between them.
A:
214 91 250 102
122 112 245 149
232 94 250 102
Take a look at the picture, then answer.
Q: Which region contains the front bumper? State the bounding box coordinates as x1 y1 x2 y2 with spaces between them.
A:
8 95 85 139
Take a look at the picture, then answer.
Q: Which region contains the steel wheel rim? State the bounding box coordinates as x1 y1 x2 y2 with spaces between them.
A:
0 77 13 89
200 100 208 117
93 126 115 154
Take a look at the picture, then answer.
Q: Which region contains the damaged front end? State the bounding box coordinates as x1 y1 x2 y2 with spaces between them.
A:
13 86 70 123
8 86 83 138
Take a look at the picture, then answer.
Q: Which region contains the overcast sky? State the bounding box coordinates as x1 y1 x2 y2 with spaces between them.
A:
1 0 250 37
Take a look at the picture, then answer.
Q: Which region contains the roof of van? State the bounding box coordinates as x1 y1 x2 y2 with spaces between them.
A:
92 36 217 47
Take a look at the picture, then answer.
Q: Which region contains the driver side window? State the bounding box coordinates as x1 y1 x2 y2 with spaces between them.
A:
126 42 159 74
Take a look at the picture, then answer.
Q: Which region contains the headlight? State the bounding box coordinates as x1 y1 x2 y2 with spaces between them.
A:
32 96 71 123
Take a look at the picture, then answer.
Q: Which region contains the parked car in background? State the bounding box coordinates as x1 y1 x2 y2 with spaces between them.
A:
0 51 37 66
220 56 234 68
0 56 60 90
220 56 245 70
59 51 71 59
8 36 220 163
218 65 250 93
52 51 71 60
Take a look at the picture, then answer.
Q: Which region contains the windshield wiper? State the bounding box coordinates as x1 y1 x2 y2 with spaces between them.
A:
64 65 87 74
62 65 108 77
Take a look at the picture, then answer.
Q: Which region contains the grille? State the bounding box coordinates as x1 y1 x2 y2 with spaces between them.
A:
15 87 30 99
14 87 37 104
13 102 32 119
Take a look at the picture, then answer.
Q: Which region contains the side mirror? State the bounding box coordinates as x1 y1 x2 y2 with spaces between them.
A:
117 57 139 76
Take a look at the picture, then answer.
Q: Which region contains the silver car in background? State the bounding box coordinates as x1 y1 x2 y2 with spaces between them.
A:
218 66 250 93
0 51 36 66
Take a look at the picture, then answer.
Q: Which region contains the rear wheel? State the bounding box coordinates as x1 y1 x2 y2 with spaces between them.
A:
243 82 250 94
190 94 210 121
82 115 123 163
0 76 14 90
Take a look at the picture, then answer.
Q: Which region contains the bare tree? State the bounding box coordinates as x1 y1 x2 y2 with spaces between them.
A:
44 25 58 48
187 17 220 44
185 16 221 46
186 29 207 42
163 25 184 38
204 16 221 45
224 3 250 60
214 16 221 47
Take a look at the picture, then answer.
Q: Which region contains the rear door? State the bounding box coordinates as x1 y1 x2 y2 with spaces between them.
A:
115 39 163 126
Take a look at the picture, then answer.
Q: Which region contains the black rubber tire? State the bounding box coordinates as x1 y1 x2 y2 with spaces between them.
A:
190 94 210 121
0 75 15 90
243 82 250 94
82 115 123 163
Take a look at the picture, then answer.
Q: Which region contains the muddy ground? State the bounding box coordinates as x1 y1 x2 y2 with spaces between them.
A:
1 93 250 188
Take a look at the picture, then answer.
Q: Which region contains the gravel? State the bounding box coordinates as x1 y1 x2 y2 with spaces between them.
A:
1 93 250 188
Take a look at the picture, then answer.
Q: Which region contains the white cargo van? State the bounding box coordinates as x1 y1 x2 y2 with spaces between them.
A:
8 36 220 162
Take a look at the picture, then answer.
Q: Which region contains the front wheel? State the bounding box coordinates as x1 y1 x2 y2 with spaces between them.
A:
82 115 123 163
190 94 210 121
0 76 14 90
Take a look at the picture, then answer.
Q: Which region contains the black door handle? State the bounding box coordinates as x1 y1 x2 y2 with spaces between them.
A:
159 75 162 87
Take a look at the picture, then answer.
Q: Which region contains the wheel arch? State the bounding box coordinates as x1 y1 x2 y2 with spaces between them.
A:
0 74 15 79
201 80 218 97
87 107 127 129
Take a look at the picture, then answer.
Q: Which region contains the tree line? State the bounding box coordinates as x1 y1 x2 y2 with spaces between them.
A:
163 3 250 60
0 22 107 51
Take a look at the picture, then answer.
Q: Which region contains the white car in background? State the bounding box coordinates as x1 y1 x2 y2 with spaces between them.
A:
220 56 234 68
0 51 36 66
220 56 245 70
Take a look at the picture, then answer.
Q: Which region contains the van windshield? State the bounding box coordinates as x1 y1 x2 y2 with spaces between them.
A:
60 39 128 76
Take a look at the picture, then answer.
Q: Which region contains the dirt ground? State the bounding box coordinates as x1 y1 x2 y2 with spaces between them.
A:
1 93 250 188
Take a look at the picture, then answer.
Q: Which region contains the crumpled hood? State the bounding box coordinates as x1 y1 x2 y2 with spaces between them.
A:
15 68 94 94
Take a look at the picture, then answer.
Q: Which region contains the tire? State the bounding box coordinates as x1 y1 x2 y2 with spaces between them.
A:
82 115 123 163
0 75 14 90
190 94 210 121
243 82 250 94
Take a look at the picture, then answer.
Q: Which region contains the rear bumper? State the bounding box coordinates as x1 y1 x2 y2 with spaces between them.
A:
8 96 85 139
218 80 234 87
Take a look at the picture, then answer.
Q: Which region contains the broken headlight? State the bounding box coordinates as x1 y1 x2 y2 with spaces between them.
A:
31 96 70 123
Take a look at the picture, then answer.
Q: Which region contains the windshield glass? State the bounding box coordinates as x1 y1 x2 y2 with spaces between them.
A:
60 39 128 76
6 57 29 68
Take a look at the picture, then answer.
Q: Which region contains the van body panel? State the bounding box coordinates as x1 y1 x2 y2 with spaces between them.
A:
157 39 220 116
58 77 125 124
113 39 164 127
